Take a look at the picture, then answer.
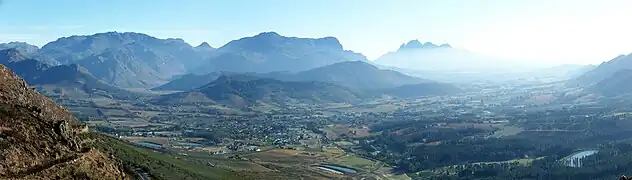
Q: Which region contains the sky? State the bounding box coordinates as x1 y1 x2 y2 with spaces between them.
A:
1 0 631 65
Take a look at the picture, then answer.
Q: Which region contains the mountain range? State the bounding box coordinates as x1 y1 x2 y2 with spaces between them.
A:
0 42 40 55
32 32 213 88
153 74 366 108
374 40 547 73
192 32 368 74
0 49 137 99
2 31 468 107
153 68 461 108
155 61 429 91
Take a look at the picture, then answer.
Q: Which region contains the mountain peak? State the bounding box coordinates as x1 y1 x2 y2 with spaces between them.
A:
399 40 423 49
255 31 281 37
197 42 212 48
398 40 451 51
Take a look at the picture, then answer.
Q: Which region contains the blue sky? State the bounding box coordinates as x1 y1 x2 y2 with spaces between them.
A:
1 0 631 65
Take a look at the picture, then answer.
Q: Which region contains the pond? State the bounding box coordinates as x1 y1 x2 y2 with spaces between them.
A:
318 164 358 174
563 150 598 167
136 141 163 149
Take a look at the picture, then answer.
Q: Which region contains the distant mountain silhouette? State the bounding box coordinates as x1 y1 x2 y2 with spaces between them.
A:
156 61 428 91
571 54 632 87
375 40 532 72
193 32 368 74
196 42 214 49
153 74 364 107
398 40 451 50
290 61 430 89
35 32 209 88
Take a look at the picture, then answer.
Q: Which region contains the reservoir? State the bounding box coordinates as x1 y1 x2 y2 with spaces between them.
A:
136 141 163 149
317 164 358 174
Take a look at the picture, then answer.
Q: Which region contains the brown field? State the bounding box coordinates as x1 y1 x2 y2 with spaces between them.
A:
322 124 373 140
246 149 323 164
268 148 301 155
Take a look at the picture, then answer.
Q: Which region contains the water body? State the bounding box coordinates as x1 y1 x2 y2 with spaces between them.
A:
136 141 163 148
318 164 358 174
564 150 598 167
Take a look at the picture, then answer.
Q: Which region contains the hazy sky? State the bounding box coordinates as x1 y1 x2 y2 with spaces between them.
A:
1 0 631 65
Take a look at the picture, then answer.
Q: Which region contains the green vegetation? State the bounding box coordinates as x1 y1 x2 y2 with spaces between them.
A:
330 155 377 170
82 133 244 180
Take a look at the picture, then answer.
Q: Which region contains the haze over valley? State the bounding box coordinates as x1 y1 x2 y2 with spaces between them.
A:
3 1 632 180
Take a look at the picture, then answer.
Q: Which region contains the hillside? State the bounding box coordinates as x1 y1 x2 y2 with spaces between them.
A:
0 48 53 82
586 69 632 96
0 64 129 179
193 32 367 74
35 32 210 88
157 61 428 91
153 75 365 107
292 61 429 89
571 54 632 86
152 72 222 91
0 64 249 179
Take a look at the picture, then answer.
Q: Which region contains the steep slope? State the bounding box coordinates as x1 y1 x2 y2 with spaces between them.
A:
375 40 533 72
153 75 364 107
383 82 462 98
292 61 429 89
194 32 367 74
571 54 632 86
586 69 632 96
0 64 129 179
36 32 205 88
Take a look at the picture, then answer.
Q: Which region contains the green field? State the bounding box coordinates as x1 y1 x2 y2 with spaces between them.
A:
330 155 378 170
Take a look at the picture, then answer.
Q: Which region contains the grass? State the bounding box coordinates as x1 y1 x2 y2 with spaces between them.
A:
334 141 354 146
419 157 544 176
330 155 377 170
490 125 524 138
613 112 632 116
82 132 245 180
